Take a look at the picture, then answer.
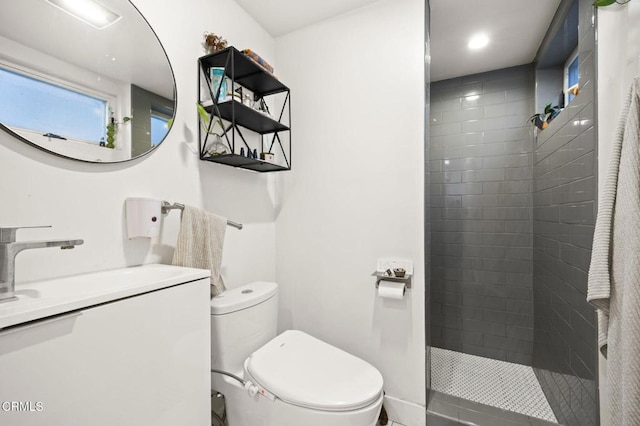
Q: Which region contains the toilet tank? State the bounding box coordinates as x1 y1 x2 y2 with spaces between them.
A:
210 281 279 374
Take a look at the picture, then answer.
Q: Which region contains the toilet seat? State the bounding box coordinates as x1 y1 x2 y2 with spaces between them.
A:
245 330 384 412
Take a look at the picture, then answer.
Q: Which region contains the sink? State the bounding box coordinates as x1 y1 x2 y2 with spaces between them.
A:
0 264 210 329
15 265 205 299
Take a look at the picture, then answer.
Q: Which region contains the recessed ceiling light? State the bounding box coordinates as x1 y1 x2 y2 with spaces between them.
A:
45 0 122 30
468 33 490 50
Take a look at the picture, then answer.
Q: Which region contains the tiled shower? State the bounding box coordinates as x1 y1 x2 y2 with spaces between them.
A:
430 64 536 365
428 1 598 424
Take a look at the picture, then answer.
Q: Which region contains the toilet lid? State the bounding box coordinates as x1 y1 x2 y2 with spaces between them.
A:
245 330 383 411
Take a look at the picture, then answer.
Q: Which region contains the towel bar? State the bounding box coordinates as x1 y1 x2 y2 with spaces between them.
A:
161 201 243 230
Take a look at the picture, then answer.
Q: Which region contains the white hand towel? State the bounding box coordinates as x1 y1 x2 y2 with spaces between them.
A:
172 205 227 297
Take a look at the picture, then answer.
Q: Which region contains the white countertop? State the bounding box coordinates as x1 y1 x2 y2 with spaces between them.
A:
0 264 210 329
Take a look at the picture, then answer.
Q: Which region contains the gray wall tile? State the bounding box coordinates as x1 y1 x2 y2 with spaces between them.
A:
461 169 503 182
463 343 507 361
532 1 599 424
430 64 535 366
443 107 484 123
431 122 462 137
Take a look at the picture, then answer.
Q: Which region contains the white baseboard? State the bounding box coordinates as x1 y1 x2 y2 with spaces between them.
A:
383 394 426 426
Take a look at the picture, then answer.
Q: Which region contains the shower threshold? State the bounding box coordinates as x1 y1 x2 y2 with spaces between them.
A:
431 347 557 424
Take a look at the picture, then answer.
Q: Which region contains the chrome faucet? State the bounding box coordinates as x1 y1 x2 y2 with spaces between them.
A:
0 226 84 303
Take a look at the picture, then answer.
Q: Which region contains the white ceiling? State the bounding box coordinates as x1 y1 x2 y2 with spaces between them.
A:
238 0 561 82
234 0 381 37
429 0 561 81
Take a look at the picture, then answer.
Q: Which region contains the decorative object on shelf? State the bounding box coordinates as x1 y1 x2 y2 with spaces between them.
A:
255 97 273 117
241 48 274 74
393 268 406 278
593 0 630 6
105 109 131 149
568 84 579 97
242 87 255 108
207 135 228 156
260 152 274 162
528 103 560 130
203 32 228 54
197 102 227 156
223 90 242 103
210 67 227 101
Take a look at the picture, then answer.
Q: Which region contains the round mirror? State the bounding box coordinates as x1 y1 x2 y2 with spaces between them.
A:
0 0 175 163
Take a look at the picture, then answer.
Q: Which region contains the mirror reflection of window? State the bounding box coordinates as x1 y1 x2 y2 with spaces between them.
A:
150 113 170 146
130 84 173 157
0 66 108 143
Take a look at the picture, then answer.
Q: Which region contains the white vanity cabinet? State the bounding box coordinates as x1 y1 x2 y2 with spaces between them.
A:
0 275 210 426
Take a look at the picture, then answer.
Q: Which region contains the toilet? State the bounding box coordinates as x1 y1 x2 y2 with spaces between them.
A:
210 281 384 426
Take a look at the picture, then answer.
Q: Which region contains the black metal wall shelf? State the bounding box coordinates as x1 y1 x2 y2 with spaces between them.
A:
200 47 289 97
200 154 289 172
202 101 289 134
198 47 291 172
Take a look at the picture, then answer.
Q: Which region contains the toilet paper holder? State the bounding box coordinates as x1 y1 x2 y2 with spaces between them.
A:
372 271 412 289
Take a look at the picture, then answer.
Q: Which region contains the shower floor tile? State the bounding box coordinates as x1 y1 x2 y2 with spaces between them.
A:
431 347 557 423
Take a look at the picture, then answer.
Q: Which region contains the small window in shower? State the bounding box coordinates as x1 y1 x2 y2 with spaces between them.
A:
534 0 579 111
564 48 579 104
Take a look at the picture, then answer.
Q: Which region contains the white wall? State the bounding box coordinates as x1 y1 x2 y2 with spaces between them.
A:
274 0 426 424
0 0 278 288
597 0 640 186
596 2 640 426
